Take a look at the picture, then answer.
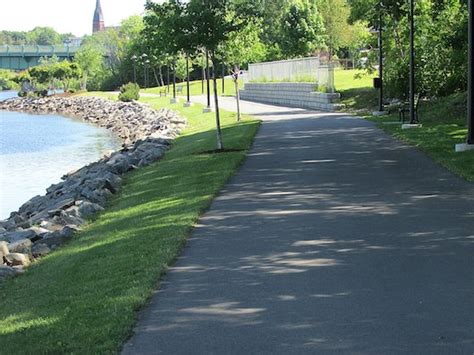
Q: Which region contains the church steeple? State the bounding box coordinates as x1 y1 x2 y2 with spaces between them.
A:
93 0 105 33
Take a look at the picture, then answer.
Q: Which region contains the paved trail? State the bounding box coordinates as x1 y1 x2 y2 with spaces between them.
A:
123 97 474 354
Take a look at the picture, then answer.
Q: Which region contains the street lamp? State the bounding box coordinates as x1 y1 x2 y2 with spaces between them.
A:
204 48 212 113
371 6 387 116
141 53 148 88
377 5 385 113
184 54 192 107
144 59 150 89
468 0 474 144
131 55 138 83
408 0 417 124
170 57 177 104
455 0 474 151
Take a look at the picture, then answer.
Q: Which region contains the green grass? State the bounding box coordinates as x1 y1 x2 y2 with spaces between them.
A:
334 69 376 91
335 69 378 114
142 77 244 97
366 92 474 181
0 95 260 353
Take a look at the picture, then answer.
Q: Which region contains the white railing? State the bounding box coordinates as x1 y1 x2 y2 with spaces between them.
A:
248 57 335 92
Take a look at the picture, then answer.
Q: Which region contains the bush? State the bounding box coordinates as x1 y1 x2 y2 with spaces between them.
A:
118 82 140 102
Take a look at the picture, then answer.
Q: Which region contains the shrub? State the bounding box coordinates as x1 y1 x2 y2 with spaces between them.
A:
118 82 140 102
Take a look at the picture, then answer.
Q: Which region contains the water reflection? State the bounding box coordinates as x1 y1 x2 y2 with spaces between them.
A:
0 92 120 219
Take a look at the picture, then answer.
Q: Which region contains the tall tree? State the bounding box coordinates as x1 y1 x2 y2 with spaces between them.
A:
279 0 326 57
186 0 244 150
219 19 267 120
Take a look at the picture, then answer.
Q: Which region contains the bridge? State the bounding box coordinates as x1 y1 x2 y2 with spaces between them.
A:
0 45 80 71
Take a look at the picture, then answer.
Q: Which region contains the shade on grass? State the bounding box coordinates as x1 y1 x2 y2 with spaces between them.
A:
0 96 260 353
367 92 474 181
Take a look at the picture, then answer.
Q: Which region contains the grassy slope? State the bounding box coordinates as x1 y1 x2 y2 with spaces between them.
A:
368 92 474 181
327 68 474 181
0 96 260 353
141 70 375 99
335 69 378 114
142 77 244 97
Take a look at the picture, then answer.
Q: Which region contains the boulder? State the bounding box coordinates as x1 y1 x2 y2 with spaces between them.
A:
8 239 33 254
4 253 30 267
31 243 51 258
77 201 104 219
1 229 36 243
0 241 9 259
106 154 131 174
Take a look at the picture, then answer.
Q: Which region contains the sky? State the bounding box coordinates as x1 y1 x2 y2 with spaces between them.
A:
0 0 158 37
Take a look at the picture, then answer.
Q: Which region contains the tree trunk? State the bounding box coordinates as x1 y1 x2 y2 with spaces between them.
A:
233 65 241 121
212 54 223 150
158 66 164 87
152 67 159 88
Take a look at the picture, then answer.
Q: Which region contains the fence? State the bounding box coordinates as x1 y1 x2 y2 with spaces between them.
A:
248 57 335 92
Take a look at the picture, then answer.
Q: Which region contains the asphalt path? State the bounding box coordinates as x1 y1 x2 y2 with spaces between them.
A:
122 97 474 354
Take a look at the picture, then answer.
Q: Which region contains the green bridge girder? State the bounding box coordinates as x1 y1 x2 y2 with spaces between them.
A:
0 45 81 71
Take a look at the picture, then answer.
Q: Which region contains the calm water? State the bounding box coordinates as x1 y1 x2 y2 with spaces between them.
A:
0 91 120 219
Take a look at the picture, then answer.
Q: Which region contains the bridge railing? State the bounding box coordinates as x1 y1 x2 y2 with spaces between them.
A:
0 45 80 56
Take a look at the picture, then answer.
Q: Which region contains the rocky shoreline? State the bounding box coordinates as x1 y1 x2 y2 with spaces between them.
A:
0 96 186 281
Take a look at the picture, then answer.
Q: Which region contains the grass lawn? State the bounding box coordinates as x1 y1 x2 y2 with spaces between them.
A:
0 95 260 353
142 76 244 97
334 69 376 91
367 92 474 181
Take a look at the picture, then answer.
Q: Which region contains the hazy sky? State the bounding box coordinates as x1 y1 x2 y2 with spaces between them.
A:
0 0 157 37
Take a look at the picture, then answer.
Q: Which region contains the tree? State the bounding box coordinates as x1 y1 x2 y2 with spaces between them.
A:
26 27 62 45
144 0 188 99
279 0 326 57
174 53 188 82
348 0 468 100
53 61 82 92
318 0 367 59
74 44 103 90
219 19 267 120
186 0 245 150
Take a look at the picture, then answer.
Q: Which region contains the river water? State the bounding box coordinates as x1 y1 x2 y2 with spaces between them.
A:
0 91 120 220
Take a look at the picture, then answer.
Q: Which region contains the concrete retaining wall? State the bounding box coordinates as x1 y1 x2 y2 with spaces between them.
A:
239 83 344 112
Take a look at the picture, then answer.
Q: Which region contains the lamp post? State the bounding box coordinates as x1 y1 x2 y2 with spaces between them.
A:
455 0 474 151
144 59 150 89
141 53 148 88
468 0 474 144
222 64 225 94
184 54 192 107
371 5 387 116
378 12 384 112
131 55 138 83
170 58 177 104
167 63 170 94
408 0 417 124
203 48 212 113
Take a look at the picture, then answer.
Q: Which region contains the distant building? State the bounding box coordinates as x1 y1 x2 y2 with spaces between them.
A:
64 37 83 46
93 0 105 33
